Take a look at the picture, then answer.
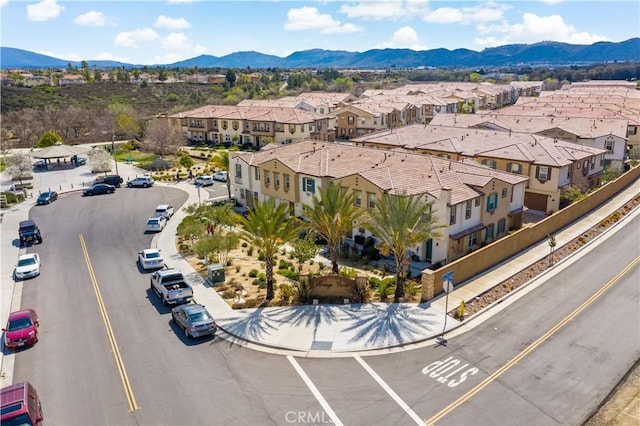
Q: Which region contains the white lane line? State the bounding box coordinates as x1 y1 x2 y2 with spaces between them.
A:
287 355 344 426
354 355 425 426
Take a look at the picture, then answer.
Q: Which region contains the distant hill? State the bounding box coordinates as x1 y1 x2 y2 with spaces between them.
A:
2 38 639 69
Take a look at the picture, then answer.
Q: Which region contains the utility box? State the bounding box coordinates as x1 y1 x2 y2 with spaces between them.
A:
206 263 225 284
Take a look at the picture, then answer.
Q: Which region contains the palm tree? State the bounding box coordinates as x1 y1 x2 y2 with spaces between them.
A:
209 150 231 199
238 198 300 301
302 183 360 274
363 193 443 303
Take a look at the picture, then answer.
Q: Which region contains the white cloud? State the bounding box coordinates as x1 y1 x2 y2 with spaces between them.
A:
540 0 564 4
166 0 199 4
95 52 128 62
0 0 9 8
159 33 207 59
423 3 510 25
74 11 106 26
340 1 409 20
473 12 610 49
114 28 160 48
284 6 362 34
27 0 64 22
375 26 427 50
155 15 191 30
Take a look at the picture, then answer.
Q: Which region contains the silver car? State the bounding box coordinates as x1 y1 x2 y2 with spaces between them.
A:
171 304 217 338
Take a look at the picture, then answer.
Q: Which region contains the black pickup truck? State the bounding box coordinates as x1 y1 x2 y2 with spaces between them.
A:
19 220 43 245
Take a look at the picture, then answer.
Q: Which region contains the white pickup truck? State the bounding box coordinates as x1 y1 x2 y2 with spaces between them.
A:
150 269 193 306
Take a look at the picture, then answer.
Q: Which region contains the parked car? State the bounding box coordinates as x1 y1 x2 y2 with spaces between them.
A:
36 191 58 205
150 268 193 306
154 204 174 219
145 216 167 232
1 381 44 426
213 171 228 182
14 254 40 280
138 248 164 270
94 175 123 188
33 160 47 170
194 175 214 187
76 156 87 166
127 176 154 188
171 304 217 338
83 183 115 196
3 309 39 349
18 220 42 246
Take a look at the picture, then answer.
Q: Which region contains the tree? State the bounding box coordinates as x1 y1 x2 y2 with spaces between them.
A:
143 118 185 157
225 70 236 87
363 193 443 302
291 231 320 273
178 151 195 170
302 183 360 274
209 150 231 199
37 131 63 148
5 152 33 183
87 147 114 173
238 199 300 301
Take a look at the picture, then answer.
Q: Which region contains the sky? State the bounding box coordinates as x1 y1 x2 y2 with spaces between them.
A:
1 0 638 66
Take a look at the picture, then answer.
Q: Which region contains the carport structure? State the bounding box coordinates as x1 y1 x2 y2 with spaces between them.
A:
30 142 91 170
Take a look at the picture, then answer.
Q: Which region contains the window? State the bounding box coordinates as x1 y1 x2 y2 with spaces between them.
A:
254 167 260 180
486 192 498 212
284 174 290 190
300 124 305 132
264 170 271 186
482 159 497 169
302 177 315 193
469 232 478 247
240 188 246 199
604 140 614 153
591 157 596 170
485 223 495 240
232 121 239 130
497 218 506 235
367 192 375 209
465 200 472 219
274 172 280 189
536 166 550 181
449 205 457 225
222 121 228 130
234 163 242 178
354 190 362 207
475 197 480 207
348 116 355 125
600 155 604 166
501 188 508 198
507 163 522 174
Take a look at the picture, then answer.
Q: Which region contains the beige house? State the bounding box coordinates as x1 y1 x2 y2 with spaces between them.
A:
231 140 528 265
167 105 333 147
351 124 607 213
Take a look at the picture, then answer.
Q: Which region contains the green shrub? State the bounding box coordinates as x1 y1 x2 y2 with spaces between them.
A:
247 247 254 256
277 269 299 281
279 283 294 303
248 269 259 277
258 251 265 261
241 242 248 248
221 289 237 299
257 272 267 281
278 259 294 270
376 281 394 301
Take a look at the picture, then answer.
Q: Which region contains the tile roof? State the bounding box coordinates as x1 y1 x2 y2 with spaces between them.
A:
169 105 328 123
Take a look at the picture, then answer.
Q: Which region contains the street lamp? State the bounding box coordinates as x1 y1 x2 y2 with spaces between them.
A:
437 271 454 346
111 134 119 176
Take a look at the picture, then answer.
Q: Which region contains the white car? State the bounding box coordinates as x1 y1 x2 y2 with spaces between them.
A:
145 216 167 233
15 253 41 280
213 171 228 182
154 204 174 219
138 248 164 270
194 175 214 187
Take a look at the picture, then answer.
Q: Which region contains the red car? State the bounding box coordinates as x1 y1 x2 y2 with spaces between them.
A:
3 309 39 349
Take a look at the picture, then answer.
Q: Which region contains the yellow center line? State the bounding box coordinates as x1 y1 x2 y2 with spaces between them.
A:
79 234 140 412
425 256 640 425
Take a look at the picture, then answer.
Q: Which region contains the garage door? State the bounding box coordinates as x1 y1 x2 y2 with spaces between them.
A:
525 192 548 211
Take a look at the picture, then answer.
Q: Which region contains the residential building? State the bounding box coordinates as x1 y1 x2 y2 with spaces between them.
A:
351 124 607 213
231 140 528 265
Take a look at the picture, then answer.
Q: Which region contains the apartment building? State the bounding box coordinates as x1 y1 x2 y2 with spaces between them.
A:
430 112 628 171
166 105 333 147
231 140 528 265
351 124 607 213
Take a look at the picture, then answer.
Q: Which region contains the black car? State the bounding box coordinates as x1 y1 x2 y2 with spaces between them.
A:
36 191 58 205
83 183 116 196
94 175 123 188
18 220 42 245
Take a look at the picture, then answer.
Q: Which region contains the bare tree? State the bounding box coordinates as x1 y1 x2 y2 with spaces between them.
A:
143 118 185 156
5 152 33 183
87 148 114 173
5 109 44 147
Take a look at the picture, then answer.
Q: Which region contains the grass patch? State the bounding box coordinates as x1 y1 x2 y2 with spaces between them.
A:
115 150 159 166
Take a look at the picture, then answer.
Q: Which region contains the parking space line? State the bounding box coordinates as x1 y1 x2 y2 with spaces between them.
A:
354 355 425 426
287 355 343 426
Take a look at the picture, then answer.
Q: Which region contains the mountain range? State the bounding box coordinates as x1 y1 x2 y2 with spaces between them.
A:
2 38 639 70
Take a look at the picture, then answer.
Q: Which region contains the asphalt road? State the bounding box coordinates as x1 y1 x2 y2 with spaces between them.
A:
11 186 639 425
